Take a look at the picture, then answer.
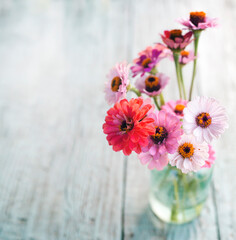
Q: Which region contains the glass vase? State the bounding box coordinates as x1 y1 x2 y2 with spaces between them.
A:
149 165 213 224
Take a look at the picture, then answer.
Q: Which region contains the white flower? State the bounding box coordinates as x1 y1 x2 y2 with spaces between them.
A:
169 134 209 174
183 96 228 143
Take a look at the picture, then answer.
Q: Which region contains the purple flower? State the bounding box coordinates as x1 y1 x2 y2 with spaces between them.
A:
131 45 165 77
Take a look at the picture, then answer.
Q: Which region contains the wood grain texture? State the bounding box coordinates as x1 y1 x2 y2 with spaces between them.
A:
0 0 234 239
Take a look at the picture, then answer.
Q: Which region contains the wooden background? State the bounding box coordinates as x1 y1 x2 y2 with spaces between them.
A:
0 0 235 239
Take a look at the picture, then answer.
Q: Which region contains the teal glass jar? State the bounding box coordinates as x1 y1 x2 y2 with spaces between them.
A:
149 165 213 224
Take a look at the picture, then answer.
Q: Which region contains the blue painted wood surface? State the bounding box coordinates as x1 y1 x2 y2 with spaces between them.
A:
0 0 234 239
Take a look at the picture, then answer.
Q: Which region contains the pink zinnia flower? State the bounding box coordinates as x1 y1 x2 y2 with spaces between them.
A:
178 11 218 30
138 110 183 168
179 50 196 65
131 45 163 77
169 134 209 174
183 96 228 143
105 62 130 105
135 72 169 97
103 98 155 156
202 144 216 168
161 99 188 119
139 152 169 170
161 29 193 50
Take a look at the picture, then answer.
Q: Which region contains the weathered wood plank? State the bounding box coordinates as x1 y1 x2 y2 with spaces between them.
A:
0 0 129 239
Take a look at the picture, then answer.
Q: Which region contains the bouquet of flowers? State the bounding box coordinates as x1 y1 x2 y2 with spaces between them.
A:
102 11 228 223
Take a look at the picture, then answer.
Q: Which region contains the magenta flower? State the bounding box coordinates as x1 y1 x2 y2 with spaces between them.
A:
138 110 183 169
179 50 196 65
131 45 163 77
202 144 215 168
105 62 130 105
178 11 218 30
161 99 188 119
135 72 169 97
161 29 193 50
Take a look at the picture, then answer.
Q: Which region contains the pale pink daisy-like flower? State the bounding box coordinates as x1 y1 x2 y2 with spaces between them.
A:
105 62 130 105
169 134 209 174
161 99 188 119
135 72 169 97
202 144 216 168
183 96 228 143
161 29 193 50
131 45 163 77
178 11 218 30
138 110 183 169
139 152 169 170
179 50 196 65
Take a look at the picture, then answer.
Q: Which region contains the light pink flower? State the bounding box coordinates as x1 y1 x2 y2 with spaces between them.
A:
183 96 228 143
138 110 183 168
161 29 193 50
178 11 218 30
103 98 155 156
169 134 209 174
161 99 188 119
139 152 169 170
179 50 196 65
202 144 216 168
131 45 164 77
105 62 130 105
135 72 169 97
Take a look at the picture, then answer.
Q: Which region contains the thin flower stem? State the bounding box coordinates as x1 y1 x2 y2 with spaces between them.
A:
129 87 141 97
150 67 158 75
173 52 183 99
171 178 180 221
153 96 161 110
160 93 165 106
189 30 201 101
179 65 187 100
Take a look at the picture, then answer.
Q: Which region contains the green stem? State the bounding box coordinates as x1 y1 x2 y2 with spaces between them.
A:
189 30 201 101
129 87 141 97
150 67 158 75
153 96 160 110
173 51 183 99
171 178 180 222
179 65 187 100
160 93 165 106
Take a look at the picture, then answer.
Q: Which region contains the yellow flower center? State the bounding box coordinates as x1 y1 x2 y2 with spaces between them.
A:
178 142 195 158
190 11 206 26
180 50 189 57
151 126 168 144
174 104 186 115
141 58 152 68
196 112 212 128
145 75 161 93
169 29 183 40
111 76 122 92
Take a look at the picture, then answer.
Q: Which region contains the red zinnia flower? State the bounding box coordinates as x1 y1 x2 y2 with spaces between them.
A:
103 98 155 155
161 29 193 50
